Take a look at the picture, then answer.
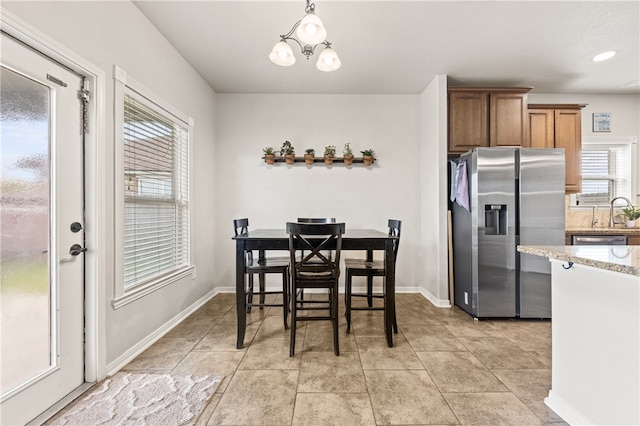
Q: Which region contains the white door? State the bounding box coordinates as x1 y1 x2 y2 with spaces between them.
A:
1 33 85 425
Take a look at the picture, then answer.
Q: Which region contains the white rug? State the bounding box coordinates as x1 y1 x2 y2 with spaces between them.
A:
50 372 222 426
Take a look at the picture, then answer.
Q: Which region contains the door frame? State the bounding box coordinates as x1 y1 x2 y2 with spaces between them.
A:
1 8 107 391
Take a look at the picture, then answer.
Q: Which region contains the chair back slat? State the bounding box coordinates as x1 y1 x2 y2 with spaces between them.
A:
297 217 336 223
286 222 345 273
388 219 402 262
234 218 250 237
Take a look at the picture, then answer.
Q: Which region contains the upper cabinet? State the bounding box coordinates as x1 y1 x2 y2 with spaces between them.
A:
527 104 587 193
448 87 532 154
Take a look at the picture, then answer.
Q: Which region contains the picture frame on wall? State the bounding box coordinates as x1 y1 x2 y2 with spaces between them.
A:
592 113 612 132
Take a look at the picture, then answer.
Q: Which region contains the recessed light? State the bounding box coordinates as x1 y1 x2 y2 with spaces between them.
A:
592 51 616 62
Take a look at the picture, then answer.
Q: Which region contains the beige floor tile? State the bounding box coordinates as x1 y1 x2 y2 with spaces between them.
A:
459 337 548 369
297 351 366 393
302 320 357 353
365 370 458 425
443 392 542 425
192 298 234 317
208 369 298 425
172 351 244 391
348 311 387 336
164 315 222 340
122 337 196 372
357 335 424 370
239 337 302 370
195 393 222 426
194 323 259 352
491 369 552 403
292 392 376 425
402 325 467 352
440 320 503 338
417 351 508 393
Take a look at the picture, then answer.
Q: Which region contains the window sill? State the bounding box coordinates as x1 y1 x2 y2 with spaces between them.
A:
112 265 195 309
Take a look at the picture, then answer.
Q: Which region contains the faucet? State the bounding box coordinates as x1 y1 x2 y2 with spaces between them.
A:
609 197 633 227
591 206 598 228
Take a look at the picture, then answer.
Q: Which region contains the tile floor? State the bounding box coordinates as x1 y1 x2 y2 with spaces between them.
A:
74 292 568 425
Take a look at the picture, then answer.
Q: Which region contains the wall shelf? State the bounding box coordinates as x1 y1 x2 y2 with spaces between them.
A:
262 156 375 165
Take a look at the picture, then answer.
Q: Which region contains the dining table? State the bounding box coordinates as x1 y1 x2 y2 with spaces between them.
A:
233 228 398 349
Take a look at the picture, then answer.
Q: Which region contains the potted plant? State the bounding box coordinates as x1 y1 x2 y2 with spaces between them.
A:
263 146 276 165
622 205 640 228
304 148 315 165
343 143 354 166
280 140 295 165
361 148 375 166
324 145 336 166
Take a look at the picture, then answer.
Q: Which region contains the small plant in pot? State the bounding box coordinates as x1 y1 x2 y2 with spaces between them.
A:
343 143 354 166
280 140 295 165
361 148 375 166
324 145 336 166
622 205 640 228
304 148 315 165
263 146 276 165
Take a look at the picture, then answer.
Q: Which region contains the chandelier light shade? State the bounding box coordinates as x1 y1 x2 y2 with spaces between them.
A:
296 13 327 45
269 0 341 72
269 41 296 66
316 46 341 72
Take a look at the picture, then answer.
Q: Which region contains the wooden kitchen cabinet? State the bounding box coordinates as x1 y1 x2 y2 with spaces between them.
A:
448 87 531 154
628 235 640 245
527 104 587 193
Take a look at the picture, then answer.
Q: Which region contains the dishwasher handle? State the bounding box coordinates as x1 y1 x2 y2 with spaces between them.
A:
572 235 628 245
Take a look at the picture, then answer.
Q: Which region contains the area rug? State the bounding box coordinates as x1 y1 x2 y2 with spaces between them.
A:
50 372 222 426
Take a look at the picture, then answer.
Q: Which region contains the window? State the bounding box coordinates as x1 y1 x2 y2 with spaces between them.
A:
573 138 637 207
113 66 193 308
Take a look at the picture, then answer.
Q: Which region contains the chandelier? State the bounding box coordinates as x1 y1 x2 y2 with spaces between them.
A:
269 0 341 72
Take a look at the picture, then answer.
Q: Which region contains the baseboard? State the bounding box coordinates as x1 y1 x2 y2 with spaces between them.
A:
416 287 451 307
106 287 219 375
545 390 592 425
215 285 451 308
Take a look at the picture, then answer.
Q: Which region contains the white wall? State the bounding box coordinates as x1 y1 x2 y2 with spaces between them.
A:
529 93 640 202
419 75 450 306
3 1 218 367
214 94 422 293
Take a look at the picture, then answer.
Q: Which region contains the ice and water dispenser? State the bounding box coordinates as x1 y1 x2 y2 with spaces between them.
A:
485 204 507 235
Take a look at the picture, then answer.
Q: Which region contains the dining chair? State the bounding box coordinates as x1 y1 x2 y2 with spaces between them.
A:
234 218 289 329
287 221 345 357
344 219 401 334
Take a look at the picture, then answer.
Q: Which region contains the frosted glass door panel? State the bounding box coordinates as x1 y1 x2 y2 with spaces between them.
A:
0 66 52 393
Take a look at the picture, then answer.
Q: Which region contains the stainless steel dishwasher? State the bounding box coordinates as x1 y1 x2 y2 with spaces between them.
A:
572 235 628 245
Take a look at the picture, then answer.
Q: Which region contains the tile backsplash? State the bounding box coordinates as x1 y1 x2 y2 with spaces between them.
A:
565 195 638 228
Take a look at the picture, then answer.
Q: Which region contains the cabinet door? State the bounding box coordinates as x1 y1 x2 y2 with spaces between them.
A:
554 109 582 193
627 235 640 245
448 91 489 153
490 92 528 147
528 109 555 148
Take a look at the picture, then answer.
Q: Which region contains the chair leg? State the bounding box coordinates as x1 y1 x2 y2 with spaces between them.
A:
282 271 289 330
259 273 266 309
332 284 339 356
289 285 297 357
367 276 373 308
246 274 254 313
345 271 352 334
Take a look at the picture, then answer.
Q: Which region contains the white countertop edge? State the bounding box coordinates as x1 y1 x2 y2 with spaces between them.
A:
518 245 640 277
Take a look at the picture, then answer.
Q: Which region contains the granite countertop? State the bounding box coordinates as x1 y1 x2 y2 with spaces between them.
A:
566 226 640 235
518 245 640 276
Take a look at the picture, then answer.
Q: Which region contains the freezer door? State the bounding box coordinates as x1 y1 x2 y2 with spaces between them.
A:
476 148 517 317
519 148 565 318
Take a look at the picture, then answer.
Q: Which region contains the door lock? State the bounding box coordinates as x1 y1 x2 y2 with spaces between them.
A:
70 222 83 233
69 244 87 256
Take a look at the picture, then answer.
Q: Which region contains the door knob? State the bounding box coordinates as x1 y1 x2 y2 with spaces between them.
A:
69 244 87 256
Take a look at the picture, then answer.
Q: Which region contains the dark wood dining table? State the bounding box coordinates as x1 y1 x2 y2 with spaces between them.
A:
233 228 398 349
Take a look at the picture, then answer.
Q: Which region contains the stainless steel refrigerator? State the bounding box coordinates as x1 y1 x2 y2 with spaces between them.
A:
451 147 565 318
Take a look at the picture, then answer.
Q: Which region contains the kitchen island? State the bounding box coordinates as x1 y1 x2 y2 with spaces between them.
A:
518 245 640 425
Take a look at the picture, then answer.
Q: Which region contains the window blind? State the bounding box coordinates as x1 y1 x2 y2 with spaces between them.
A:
577 143 632 206
123 94 189 289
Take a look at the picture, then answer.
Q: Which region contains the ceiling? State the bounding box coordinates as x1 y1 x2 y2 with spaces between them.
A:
134 0 640 95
